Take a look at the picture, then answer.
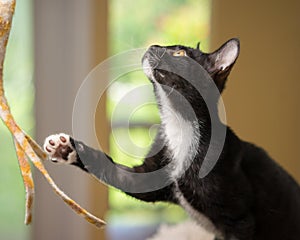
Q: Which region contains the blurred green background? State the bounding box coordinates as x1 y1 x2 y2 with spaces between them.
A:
0 0 34 239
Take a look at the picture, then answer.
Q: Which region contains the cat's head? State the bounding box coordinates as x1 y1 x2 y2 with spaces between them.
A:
142 38 239 120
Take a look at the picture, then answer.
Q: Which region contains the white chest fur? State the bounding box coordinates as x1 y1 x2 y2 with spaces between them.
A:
154 83 200 180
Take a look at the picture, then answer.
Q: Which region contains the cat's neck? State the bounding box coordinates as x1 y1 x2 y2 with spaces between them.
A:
156 85 212 179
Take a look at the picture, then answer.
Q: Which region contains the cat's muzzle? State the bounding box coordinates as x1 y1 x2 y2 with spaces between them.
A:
142 45 166 80
142 46 166 68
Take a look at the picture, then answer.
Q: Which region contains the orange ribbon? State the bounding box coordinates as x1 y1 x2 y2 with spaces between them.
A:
0 0 105 228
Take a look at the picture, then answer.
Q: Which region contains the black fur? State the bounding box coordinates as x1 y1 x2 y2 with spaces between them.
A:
51 39 300 239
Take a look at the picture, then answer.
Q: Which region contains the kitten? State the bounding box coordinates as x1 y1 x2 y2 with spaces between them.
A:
44 39 300 240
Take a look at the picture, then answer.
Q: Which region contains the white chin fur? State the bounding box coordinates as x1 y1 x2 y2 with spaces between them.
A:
142 59 156 81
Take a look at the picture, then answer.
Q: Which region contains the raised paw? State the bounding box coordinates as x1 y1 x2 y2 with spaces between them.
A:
43 133 76 164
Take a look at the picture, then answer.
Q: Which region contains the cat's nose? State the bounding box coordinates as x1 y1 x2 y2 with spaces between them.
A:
142 45 165 66
148 45 166 59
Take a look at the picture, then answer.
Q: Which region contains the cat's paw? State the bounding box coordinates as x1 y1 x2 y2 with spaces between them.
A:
43 133 76 164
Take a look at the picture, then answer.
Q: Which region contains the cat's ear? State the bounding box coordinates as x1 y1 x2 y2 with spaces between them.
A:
207 38 240 92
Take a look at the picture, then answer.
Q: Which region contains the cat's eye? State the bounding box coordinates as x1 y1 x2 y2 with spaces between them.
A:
173 50 187 57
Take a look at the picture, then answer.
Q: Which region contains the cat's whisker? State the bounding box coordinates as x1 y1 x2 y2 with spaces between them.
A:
158 72 165 78
166 86 174 98
109 63 141 70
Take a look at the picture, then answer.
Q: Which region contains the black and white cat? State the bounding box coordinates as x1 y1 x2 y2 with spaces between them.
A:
44 39 300 240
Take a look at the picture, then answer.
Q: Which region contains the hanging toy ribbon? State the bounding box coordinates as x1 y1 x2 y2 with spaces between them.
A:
0 0 106 228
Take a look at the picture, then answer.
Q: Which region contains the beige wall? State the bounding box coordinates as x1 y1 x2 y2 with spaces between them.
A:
211 0 300 182
34 1 108 239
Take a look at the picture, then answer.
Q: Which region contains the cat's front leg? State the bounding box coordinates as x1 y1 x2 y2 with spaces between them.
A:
43 133 175 203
